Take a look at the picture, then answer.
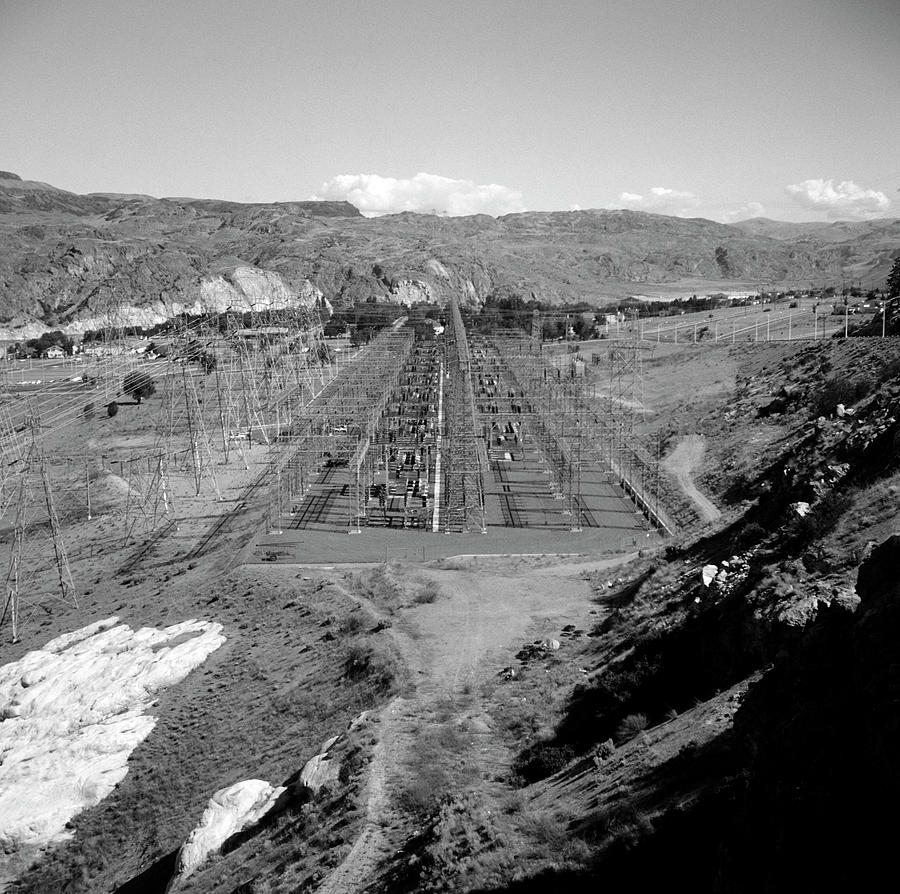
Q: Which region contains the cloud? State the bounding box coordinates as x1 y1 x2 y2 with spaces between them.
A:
785 178 890 219
607 186 701 217
721 201 766 223
312 172 525 217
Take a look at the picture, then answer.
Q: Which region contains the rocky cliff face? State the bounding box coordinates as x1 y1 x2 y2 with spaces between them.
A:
1 172 897 336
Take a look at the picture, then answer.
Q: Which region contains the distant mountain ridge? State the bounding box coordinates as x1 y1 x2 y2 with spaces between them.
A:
0 171 897 335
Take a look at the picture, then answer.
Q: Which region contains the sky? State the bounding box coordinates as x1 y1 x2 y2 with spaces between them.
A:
1 0 898 221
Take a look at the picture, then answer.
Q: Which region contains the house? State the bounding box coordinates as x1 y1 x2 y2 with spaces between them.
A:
42 346 64 359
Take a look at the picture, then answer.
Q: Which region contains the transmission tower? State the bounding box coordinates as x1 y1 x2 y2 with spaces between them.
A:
1 441 77 643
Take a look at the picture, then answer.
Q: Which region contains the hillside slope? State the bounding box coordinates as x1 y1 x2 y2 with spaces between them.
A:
1 172 897 334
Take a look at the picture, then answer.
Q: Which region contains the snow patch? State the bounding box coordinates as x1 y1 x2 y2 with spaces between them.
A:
0 617 225 854
176 779 285 878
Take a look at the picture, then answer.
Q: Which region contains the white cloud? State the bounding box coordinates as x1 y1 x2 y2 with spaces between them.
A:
785 178 890 219
721 201 766 223
607 186 700 217
312 172 525 217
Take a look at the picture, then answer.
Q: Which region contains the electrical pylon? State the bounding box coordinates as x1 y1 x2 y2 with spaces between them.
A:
1 440 77 643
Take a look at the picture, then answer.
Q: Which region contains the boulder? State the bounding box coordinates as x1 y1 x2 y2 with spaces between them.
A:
299 734 342 792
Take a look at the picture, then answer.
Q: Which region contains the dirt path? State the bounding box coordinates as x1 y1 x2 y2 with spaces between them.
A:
662 434 721 523
318 554 633 893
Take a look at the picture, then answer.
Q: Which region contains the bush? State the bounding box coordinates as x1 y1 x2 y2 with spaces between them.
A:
106 401 118 417
513 741 577 785
413 582 440 604
123 370 156 404
812 375 873 417
615 712 649 744
343 639 398 693
339 609 376 635
786 491 852 547
83 402 94 420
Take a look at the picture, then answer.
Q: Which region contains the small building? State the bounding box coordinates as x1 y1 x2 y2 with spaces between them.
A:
42 346 64 359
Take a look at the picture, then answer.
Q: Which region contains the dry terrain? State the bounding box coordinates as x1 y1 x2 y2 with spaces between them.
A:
2 329 899 893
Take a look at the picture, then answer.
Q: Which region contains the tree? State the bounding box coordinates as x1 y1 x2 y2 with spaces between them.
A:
123 370 156 404
887 256 900 299
715 246 732 277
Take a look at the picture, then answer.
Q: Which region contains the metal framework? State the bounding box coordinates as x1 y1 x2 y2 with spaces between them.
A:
270 323 415 532
1 440 77 642
442 298 486 532
480 330 671 534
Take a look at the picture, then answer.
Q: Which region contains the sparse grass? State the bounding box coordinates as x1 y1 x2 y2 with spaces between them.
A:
397 716 474 818
520 808 570 850
352 565 407 612
499 790 526 816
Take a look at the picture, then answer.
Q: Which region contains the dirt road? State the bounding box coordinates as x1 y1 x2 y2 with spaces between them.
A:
662 434 721 523
317 553 633 893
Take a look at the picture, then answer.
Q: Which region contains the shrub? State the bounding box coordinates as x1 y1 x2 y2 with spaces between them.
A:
413 582 440 604
786 491 852 547
343 639 398 693
83 402 94 420
106 401 119 417
521 808 570 849
339 610 374 635
397 769 448 816
123 370 156 404
615 712 649 744
811 375 873 418
513 741 577 785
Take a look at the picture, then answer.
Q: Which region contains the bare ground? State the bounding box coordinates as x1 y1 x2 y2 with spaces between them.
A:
662 434 721 523
317 553 635 892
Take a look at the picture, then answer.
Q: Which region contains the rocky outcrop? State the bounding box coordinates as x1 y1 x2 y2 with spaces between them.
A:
198 267 329 315
388 278 435 305
714 534 900 892
299 733 343 792
0 617 225 860
175 780 285 879
0 262 328 340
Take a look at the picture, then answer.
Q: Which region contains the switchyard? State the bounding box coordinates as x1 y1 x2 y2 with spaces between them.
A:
0 299 669 642
267 298 668 539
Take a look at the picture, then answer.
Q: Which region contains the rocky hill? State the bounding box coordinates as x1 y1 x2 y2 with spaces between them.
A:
1 171 898 336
